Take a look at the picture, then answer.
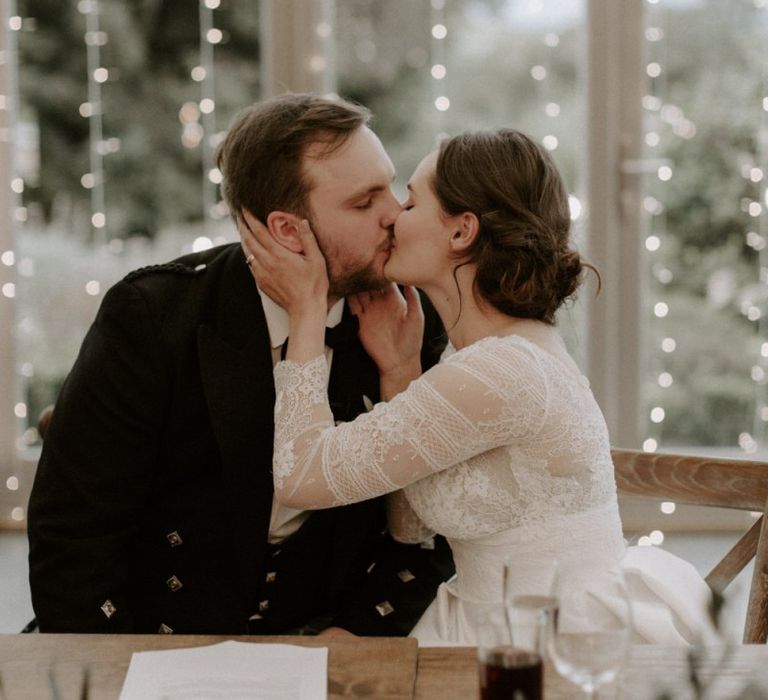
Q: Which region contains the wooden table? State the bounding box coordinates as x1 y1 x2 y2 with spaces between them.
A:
415 644 768 699
2 634 768 699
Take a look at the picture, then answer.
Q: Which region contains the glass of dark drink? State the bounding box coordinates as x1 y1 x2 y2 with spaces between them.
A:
476 605 544 700
479 645 543 700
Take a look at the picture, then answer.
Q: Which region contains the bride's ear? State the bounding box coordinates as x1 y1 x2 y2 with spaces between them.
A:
266 211 303 253
449 212 480 255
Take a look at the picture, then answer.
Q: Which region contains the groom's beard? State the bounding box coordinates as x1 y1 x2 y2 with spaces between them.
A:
317 231 393 299
329 263 390 299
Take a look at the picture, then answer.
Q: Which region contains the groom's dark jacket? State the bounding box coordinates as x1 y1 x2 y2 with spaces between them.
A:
28 243 453 635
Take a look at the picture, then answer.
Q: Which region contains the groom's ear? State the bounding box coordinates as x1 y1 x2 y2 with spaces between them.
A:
266 211 303 253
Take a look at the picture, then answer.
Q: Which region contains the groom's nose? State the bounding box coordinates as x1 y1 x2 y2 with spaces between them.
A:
380 190 402 229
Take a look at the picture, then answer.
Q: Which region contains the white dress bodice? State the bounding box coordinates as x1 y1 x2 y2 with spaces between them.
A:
271 334 712 645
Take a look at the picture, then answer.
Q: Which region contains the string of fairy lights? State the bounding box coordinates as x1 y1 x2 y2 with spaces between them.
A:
198 0 220 224
637 0 768 547
2 0 24 524
429 0 449 135
1 0 226 523
639 0 768 462
80 0 107 240
638 0 705 545
746 68 768 452
640 0 672 462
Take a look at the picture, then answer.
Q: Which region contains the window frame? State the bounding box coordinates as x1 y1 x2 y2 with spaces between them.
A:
3 0 727 530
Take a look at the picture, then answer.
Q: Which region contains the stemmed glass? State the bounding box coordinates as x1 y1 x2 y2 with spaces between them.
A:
548 565 632 699
502 560 559 661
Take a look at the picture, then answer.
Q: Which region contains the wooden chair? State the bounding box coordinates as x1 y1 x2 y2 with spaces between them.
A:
19 405 54 634
612 448 768 643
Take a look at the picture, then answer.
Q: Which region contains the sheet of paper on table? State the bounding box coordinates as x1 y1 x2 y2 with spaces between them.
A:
118 640 328 700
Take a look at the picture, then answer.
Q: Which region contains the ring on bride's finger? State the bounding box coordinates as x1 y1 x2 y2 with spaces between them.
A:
245 253 255 266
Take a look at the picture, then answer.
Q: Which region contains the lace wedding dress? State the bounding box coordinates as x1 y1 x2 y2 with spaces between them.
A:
272 335 713 645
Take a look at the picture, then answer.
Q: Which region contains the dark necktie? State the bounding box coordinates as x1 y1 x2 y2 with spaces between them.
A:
280 312 358 360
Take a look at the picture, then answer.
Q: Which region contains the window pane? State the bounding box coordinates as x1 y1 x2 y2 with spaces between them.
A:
14 0 259 441
641 0 768 453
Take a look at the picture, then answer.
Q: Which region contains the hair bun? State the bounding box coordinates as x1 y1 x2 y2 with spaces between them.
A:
435 129 598 324
556 249 583 302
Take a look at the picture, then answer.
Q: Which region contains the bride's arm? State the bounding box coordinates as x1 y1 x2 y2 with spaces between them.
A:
273 342 549 509
238 212 548 511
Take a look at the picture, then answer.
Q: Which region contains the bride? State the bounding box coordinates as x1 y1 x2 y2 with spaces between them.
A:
241 128 713 645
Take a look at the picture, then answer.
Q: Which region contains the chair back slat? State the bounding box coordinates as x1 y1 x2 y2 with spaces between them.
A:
705 517 762 592
612 448 768 511
745 510 768 643
612 447 768 643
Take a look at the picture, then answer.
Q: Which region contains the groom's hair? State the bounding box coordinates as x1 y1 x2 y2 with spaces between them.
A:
217 93 370 224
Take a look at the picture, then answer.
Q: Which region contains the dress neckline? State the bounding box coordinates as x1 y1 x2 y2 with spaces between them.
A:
449 333 591 388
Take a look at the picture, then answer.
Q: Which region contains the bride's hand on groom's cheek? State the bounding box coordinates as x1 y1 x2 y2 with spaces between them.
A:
238 209 329 312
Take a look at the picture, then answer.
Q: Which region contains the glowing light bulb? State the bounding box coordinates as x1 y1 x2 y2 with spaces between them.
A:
646 62 662 78
434 96 450 112
568 195 582 221
85 280 101 296
541 135 558 151
657 165 672 181
308 55 326 73
431 64 447 80
642 438 658 452
431 24 447 40
193 237 213 252
645 236 660 252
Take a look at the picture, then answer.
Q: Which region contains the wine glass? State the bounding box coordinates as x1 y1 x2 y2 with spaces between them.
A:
502 559 559 661
548 565 632 699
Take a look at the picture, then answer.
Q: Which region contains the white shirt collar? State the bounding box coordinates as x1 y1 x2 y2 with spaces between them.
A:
257 286 345 349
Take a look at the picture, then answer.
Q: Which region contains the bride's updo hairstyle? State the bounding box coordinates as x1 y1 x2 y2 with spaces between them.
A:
434 129 592 324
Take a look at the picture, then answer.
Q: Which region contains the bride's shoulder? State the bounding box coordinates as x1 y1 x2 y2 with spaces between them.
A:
441 334 546 370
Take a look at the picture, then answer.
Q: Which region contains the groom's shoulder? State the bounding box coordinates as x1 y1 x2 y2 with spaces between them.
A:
97 243 243 328
123 243 239 291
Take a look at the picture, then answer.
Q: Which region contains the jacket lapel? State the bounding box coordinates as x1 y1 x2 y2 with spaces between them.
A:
197 250 275 578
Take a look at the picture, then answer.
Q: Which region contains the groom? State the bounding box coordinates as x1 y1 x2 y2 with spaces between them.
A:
27 93 453 635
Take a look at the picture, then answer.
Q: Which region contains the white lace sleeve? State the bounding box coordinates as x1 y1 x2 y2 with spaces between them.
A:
271 339 549 509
